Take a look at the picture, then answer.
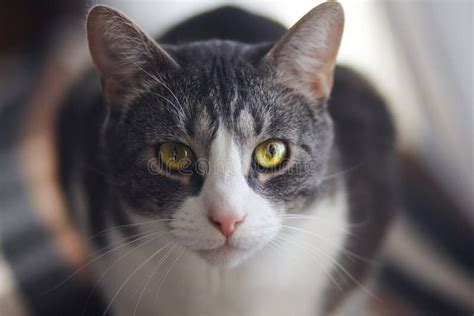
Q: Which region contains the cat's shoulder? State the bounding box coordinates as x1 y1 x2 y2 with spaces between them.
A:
331 65 396 154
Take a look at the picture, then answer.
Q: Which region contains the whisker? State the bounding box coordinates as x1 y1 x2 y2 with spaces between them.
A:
323 251 378 299
125 57 186 119
281 223 357 241
102 240 174 316
280 214 367 229
260 239 281 258
320 162 364 183
278 232 377 299
86 229 158 260
45 230 169 295
151 77 185 116
87 218 173 240
266 238 290 259
81 231 172 316
280 225 374 264
134 243 178 316
280 219 361 238
136 89 180 111
154 247 184 306
274 233 344 292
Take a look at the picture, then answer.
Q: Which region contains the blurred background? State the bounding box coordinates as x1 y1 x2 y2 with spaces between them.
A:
0 1 472 316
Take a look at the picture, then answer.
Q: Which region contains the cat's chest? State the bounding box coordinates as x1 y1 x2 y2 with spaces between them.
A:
157 247 333 315
95 187 349 316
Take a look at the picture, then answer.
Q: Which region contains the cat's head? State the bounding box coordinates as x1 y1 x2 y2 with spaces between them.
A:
86 2 344 267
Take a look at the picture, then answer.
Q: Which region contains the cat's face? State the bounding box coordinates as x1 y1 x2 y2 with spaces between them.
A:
103 52 334 266
87 3 343 267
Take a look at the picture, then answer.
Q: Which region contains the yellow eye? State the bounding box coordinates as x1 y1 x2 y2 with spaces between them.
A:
159 142 194 171
254 139 288 170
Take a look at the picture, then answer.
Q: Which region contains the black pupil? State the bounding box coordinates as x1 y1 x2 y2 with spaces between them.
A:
172 146 178 161
268 144 276 157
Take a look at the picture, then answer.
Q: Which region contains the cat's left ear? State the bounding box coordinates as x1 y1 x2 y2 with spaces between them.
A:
265 2 344 102
87 5 178 107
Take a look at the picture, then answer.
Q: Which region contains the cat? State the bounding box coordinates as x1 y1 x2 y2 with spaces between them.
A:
57 2 396 315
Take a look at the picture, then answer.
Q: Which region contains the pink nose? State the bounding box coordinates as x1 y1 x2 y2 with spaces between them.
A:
208 212 245 238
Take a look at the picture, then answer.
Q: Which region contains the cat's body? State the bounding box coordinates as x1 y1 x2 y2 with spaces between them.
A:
58 4 396 316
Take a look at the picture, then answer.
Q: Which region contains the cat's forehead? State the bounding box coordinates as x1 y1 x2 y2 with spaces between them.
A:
167 40 269 67
178 73 301 149
130 42 319 154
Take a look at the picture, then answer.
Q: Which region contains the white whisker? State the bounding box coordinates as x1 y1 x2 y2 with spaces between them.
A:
47 229 169 295
280 225 374 264
154 247 185 306
134 243 178 316
320 163 363 183
125 57 186 120
102 241 174 316
81 231 172 316
275 233 343 292
88 218 173 240
278 231 377 299
280 214 366 230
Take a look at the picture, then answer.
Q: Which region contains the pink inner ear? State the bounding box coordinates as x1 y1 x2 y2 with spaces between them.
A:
101 76 126 107
311 65 334 100
312 77 324 93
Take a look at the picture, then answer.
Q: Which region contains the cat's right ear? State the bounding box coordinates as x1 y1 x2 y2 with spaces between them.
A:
86 5 178 107
264 2 344 103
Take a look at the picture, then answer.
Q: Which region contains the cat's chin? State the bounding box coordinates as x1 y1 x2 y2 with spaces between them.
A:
197 244 256 268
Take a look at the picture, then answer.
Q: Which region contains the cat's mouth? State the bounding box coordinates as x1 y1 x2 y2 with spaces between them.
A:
196 243 252 267
199 243 238 255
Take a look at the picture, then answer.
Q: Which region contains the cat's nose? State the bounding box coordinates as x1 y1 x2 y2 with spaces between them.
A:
208 212 246 238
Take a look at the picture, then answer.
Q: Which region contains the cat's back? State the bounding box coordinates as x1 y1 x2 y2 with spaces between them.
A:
159 6 286 44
